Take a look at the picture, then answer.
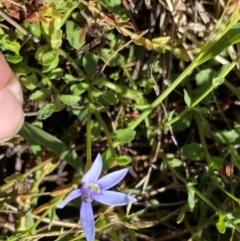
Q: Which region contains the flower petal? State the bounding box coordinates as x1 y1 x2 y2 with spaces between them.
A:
57 189 82 208
80 201 95 241
97 168 128 190
93 190 137 206
82 153 102 183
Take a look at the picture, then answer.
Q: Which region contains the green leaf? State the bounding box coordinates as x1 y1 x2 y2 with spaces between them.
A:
195 68 216 86
198 22 240 65
193 68 215 102
5 54 23 63
91 122 101 140
74 105 88 123
172 112 193 132
5 173 25 183
22 22 41 39
12 63 31 75
116 155 131 166
82 52 98 75
186 182 195 210
167 110 175 120
42 55 59 72
64 74 78 83
64 73 85 83
1 36 21 54
40 7 62 35
41 50 58 66
21 73 38 90
37 103 55 120
226 210 240 224
102 148 114 170
99 92 116 105
209 156 224 171
105 32 117 49
211 128 240 144
102 80 145 104
99 0 121 7
177 203 189 224
50 29 62 49
59 95 80 105
168 158 182 168
35 45 51 62
112 129 136 144
44 0 69 11
216 213 225 233
70 82 89 95
66 20 85 49
19 122 83 171
30 88 51 101
26 211 36 234
183 89 191 107
48 68 64 80
181 143 204 161
54 100 65 112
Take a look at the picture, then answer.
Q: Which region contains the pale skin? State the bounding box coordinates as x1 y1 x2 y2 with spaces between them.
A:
0 52 24 143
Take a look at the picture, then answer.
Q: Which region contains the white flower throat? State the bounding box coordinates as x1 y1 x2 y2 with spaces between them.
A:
89 183 101 193
82 183 101 202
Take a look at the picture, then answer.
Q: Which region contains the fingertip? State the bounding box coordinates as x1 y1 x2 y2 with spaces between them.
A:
0 53 13 90
0 88 24 143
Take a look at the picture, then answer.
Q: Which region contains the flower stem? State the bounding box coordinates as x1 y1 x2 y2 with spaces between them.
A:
194 112 212 165
94 110 117 158
85 103 93 172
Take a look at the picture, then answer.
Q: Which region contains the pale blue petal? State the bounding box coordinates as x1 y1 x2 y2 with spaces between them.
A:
57 189 82 208
82 153 102 183
93 190 137 206
97 168 128 190
80 202 95 241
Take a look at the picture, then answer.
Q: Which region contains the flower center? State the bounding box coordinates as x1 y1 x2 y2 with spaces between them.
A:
82 182 101 203
89 182 101 193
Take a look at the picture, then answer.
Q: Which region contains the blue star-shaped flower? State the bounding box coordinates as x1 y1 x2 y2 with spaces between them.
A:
57 153 137 241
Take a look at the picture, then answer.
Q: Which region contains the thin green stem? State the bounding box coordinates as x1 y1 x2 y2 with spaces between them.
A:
214 181 240 205
128 228 137 241
163 108 191 127
121 64 137 90
224 80 240 100
85 103 93 172
190 82 219 108
194 112 212 165
94 110 117 158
